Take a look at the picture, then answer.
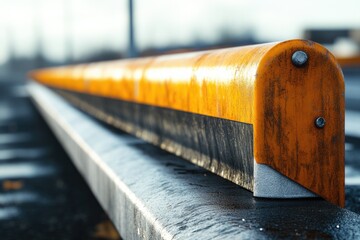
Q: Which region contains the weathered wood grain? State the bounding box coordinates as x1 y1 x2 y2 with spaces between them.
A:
255 41 345 207
29 40 345 206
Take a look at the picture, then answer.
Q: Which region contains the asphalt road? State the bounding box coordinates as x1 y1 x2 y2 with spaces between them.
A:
0 72 120 239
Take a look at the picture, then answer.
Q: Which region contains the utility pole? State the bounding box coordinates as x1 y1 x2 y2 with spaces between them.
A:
128 0 137 58
34 0 44 67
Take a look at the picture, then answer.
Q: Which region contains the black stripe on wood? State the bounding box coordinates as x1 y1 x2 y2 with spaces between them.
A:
54 88 254 190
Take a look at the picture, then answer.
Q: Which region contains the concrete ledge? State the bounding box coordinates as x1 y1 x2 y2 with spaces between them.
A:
28 83 360 239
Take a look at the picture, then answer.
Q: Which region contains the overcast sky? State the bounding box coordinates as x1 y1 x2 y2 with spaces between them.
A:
0 0 359 63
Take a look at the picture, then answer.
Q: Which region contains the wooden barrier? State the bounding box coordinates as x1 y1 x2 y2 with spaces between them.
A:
29 39 345 206
337 55 360 67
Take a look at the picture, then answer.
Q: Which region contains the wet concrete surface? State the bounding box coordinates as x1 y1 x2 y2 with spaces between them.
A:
0 78 120 239
30 81 360 240
345 136 360 214
0 67 360 239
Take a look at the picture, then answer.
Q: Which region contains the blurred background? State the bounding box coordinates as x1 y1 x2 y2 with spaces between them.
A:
0 0 360 72
0 0 360 239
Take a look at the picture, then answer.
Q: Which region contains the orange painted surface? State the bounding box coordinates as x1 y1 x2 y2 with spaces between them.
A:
30 44 273 124
29 40 345 206
255 41 345 207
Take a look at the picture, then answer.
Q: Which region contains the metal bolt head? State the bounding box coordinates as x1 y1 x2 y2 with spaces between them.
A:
315 117 326 128
292 51 308 67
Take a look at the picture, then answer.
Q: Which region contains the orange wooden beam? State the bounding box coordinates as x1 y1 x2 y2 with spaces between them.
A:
29 39 345 206
336 55 360 68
